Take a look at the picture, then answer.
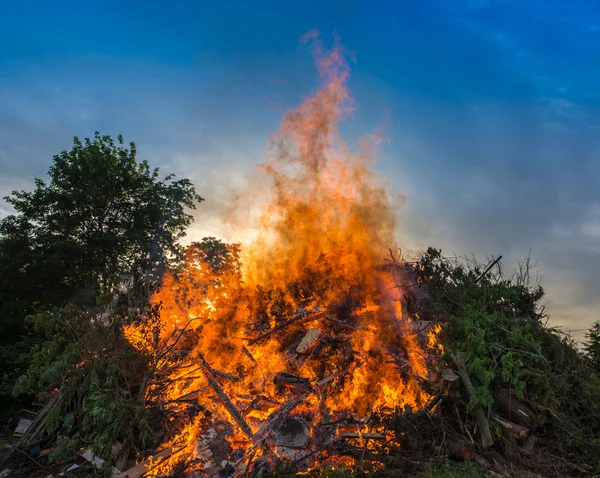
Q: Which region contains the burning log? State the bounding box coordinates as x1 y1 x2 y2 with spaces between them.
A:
323 315 364 331
211 368 241 382
247 309 325 345
114 448 173 478
242 345 257 364
274 372 315 395
316 360 357 387
196 352 254 439
252 394 308 445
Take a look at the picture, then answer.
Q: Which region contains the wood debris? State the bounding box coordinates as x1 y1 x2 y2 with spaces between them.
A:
296 328 320 353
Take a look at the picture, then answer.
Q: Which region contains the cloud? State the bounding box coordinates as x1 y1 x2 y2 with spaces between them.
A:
2 1 600 342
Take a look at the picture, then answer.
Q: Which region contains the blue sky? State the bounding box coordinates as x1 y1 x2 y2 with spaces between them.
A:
1 0 600 338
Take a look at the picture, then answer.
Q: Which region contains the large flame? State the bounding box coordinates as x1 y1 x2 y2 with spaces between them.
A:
124 32 440 475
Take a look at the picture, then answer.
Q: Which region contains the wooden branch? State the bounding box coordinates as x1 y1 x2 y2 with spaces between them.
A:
476 256 503 283
323 315 365 331
495 389 536 429
248 310 325 345
341 433 385 440
210 368 240 382
296 328 321 353
252 394 307 445
242 345 257 363
450 352 494 449
316 360 358 386
197 352 254 439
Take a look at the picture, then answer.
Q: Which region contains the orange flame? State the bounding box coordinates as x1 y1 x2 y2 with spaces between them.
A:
124 32 440 475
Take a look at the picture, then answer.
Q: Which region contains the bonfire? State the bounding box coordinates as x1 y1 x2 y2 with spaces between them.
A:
123 32 443 476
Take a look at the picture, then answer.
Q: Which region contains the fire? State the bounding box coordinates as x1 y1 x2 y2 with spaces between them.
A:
124 32 442 475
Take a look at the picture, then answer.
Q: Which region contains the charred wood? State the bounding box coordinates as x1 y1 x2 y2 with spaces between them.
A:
274 372 315 395
196 352 254 439
248 310 325 345
252 394 308 445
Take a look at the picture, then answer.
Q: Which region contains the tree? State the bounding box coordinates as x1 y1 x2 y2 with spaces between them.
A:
0 133 203 422
584 320 600 373
0 132 202 340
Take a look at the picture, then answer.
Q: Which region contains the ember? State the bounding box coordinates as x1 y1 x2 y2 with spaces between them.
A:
123 32 443 476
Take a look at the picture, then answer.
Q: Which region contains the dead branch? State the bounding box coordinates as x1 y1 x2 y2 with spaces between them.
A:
476 256 502 283
323 315 365 331
492 414 528 441
248 310 325 345
252 394 308 444
197 352 254 439
242 345 257 363
114 447 174 478
341 433 386 440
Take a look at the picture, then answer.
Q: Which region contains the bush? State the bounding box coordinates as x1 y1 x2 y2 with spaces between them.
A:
413 248 600 469
14 305 152 459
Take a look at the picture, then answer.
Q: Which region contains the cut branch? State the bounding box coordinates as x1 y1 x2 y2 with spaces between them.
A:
248 310 325 345
242 345 257 363
450 352 494 449
252 394 308 444
492 414 529 441
197 352 253 439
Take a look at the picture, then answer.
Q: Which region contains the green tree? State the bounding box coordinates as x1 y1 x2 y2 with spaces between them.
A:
0 132 202 339
0 132 203 420
584 320 600 373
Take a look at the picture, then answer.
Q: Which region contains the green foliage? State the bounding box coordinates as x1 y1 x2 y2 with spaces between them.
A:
0 132 203 320
0 132 202 423
414 248 544 410
186 236 242 276
48 436 77 464
414 248 600 468
14 305 152 459
584 320 600 373
89 462 115 478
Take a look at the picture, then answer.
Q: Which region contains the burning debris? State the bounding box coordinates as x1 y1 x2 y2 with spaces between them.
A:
124 255 443 476
120 33 444 476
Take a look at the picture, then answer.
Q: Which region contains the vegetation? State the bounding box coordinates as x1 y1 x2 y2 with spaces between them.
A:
419 458 488 478
1 133 599 476
584 320 600 373
412 248 600 472
0 133 203 457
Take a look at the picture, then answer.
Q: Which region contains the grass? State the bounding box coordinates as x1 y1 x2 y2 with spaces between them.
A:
419 457 488 478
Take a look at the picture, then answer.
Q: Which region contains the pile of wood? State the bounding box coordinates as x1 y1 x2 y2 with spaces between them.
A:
166 303 439 476
123 263 543 477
